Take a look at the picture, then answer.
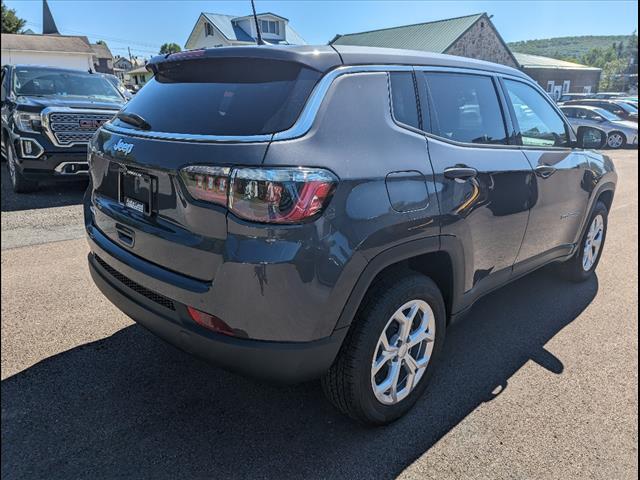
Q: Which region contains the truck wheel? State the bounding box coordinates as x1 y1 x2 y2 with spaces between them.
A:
6 141 38 193
560 201 608 282
321 272 446 425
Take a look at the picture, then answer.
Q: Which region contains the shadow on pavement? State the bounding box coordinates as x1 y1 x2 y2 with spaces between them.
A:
1 162 87 213
1 268 598 479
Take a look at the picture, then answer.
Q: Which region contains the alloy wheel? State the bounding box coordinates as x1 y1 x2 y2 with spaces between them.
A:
371 299 436 405
607 133 624 149
582 214 604 271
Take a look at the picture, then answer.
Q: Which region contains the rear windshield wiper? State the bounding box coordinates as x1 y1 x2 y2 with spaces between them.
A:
117 112 151 130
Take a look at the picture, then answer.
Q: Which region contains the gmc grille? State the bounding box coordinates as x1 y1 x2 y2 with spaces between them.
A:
47 111 117 146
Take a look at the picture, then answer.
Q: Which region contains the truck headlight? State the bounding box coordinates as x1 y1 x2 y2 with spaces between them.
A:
15 112 42 133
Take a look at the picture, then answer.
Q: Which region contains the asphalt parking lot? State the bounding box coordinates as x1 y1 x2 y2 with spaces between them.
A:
1 150 638 480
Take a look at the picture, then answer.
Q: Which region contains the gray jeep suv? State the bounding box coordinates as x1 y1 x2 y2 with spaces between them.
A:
85 46 616 425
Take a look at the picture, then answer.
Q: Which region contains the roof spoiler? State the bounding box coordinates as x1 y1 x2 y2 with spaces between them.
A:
146 45 342 75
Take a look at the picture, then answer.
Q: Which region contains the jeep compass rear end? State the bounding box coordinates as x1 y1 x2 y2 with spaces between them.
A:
86 46 616 425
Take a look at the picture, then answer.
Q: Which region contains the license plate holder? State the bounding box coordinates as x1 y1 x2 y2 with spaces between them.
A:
119 167 154 215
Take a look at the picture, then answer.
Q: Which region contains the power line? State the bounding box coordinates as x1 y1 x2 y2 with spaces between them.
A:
23 20 164 50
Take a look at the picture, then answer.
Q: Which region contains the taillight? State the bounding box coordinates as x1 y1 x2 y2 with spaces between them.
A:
187 306 235 336
179 166 230 205
178 166 337 224
229 168 337 224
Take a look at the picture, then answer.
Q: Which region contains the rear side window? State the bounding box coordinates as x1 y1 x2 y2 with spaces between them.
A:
389 72 421 130
420 72 507 145
503 79 569 148
114 59 321 136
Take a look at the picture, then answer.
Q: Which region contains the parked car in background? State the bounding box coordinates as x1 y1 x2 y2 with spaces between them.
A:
562 99 638 122
619 97 638 109
85 45 615 425
1 65 125 192
557 92 594 103
593 92 627 99
105 73 133 100
560 105 638 149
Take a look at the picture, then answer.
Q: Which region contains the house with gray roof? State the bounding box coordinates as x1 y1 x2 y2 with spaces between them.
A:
90 43 114 74
184 12 306 50
330 13 518 68
1 33 95 71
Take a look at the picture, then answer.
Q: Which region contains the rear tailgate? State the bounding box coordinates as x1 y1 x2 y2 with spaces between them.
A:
89 132 268 281
87 48 340 282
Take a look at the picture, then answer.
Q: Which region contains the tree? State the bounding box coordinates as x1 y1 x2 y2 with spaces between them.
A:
96 40 107 46
159 43 181 55
1 0 26 33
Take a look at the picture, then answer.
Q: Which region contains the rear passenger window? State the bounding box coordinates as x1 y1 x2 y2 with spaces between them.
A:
504 79 569 148
389 72 420 130
421 72 507 145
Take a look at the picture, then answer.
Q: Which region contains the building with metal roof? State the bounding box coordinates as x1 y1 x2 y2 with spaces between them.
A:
330 12 603 97
184 12 306 50
330 13 519 68
513 52 602 99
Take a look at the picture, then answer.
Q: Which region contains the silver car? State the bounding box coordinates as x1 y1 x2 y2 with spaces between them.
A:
560 105 638 149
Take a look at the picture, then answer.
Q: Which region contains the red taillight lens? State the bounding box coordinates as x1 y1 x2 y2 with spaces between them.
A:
228 168 337 224
187 306 235 336
180 166 230 205
178 166 337 224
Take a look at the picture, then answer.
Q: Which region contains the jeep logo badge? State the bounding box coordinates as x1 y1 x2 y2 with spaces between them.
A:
113 139 134 155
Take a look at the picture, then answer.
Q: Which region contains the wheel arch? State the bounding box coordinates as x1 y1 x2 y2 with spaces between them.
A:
333 235 466 331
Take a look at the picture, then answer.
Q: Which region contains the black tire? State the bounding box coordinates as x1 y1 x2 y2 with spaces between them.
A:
606 131 626 149
559 201 608 282
321 271 446 425
6 141 38 193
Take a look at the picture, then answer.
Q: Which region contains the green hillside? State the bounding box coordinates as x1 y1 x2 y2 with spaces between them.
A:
508 35 632 60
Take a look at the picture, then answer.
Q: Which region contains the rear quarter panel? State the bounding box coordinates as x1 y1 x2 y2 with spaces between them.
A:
218 72 441 340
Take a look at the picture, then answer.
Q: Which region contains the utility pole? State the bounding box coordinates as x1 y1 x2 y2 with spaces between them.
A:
128 47 132 63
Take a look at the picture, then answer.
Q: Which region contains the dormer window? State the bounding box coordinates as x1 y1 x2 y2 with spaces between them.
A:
260 20 280 35
205 22 214 37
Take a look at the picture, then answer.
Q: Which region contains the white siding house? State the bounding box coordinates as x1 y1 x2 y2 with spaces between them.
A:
1 34 94 71
184 12 306 50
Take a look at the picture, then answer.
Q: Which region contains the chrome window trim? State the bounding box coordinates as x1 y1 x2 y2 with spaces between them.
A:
100 64 531 144
42 106 120 147
102 65 414 143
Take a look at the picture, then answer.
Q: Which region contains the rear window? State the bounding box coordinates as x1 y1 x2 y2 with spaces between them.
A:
389 72 421 130
114 59 321 136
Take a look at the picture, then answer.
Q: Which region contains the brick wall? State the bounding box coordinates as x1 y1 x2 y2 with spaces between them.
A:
445 17 518 68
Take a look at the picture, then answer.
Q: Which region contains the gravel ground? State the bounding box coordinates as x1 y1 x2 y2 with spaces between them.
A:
1 150 637 479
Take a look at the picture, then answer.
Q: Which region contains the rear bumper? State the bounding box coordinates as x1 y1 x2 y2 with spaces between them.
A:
88 251 347 383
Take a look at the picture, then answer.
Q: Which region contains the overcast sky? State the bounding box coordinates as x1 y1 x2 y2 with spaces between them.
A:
5 0 639 58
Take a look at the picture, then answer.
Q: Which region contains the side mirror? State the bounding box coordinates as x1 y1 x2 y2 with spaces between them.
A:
576 126 607 149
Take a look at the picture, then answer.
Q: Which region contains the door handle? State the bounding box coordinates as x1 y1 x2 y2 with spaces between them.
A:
444 166 478 181
534 165 557 178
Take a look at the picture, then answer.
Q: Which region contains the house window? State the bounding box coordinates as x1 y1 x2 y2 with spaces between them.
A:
562 80 571 93
260 20 279 35
583 86 592 94
205 22 214 37
546 81 555 93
